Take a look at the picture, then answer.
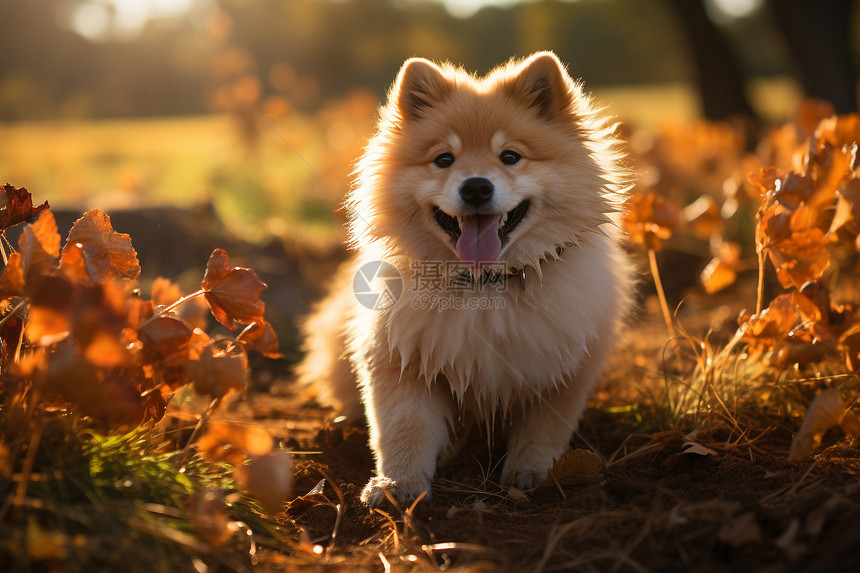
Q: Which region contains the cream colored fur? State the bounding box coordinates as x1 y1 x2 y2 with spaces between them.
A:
296 52 633 506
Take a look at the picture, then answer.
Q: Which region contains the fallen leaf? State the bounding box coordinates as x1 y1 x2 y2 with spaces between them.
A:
234 451 293 514
788 388 845 461
201 249 267 330
546 448 604 486
681 441 717 456
718 512 761 547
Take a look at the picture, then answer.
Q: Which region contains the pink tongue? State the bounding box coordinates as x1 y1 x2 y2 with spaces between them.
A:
456 214 502 267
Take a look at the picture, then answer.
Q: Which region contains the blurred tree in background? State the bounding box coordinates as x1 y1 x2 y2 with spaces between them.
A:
0 0 820 122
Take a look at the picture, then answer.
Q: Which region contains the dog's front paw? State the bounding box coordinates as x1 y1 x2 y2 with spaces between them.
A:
500 453 552 490
360 475 432 507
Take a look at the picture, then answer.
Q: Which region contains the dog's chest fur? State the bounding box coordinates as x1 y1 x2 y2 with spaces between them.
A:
368 233 625 415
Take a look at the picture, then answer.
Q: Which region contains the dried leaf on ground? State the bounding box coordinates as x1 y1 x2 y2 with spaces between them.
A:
234 451 293 514
682 441 717 456
788 388 846 461
546 448 604 486
718 512 762 547
201 249 267 330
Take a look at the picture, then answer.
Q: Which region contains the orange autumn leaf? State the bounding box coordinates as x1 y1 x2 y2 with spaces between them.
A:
151 277 183 307
700 241 741 294
0 183 50 230
748 167 783 198
795 99 835 136
25 275 75 345
700 258 736 295
43 344 145 432
827 178 860 238
63 209 141 284
234 451 293 514
236 321 281 358
622 192 681 251
197 420 273 465
12 211 62 294
841 330 860 371
684 195 723 239
189 343 248 398
201 249 267 330
0 253 25 301
137 316 193 366
788 388 846 461
740 294 799 350
759 203 830 289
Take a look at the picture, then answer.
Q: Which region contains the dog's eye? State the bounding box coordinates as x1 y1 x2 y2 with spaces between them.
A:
499 150 522 166
433 152 455 168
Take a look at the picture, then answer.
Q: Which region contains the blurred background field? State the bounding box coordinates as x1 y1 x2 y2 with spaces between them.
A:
1 0 850 247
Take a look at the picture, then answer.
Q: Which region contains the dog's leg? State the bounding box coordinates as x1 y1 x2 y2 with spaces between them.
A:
359 369 452 506
500 341 610 489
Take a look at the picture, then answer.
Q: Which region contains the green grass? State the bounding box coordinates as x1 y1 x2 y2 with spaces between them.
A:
1 422 291 572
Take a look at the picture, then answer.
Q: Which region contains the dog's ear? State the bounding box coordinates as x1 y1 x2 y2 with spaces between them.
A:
506 52 571 119
392 58 450 121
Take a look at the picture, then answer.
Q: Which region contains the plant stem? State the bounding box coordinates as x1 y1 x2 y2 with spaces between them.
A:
0 299 27 330
648 248 675 337
756 248 766 316
139 289 205 329
179 396 222 470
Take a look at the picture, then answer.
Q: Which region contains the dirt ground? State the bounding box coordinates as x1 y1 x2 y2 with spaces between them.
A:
238 320 860 573
87 205 860 572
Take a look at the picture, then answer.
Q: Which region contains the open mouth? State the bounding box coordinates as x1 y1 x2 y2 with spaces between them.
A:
432 199 531 266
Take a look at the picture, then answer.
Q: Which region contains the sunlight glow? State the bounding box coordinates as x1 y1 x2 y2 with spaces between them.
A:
71 0 196 40
434 0 522 18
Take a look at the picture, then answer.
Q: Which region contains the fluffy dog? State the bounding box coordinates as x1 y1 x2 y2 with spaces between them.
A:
298 52 632 506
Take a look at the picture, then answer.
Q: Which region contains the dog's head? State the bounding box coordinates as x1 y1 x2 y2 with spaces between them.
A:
348 51 627 273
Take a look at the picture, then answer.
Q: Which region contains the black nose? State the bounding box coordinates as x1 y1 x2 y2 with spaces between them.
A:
459 177 494 207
